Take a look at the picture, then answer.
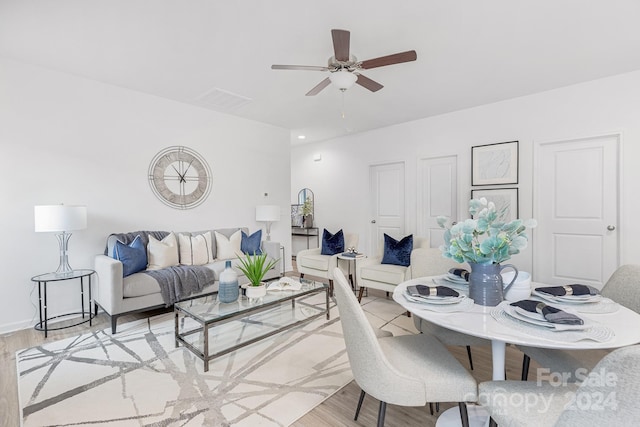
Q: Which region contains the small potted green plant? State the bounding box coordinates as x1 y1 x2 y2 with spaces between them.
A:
236 252 279 298
302 197 313 228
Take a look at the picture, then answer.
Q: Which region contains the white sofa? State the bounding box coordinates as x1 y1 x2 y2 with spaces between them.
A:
94 227 280 333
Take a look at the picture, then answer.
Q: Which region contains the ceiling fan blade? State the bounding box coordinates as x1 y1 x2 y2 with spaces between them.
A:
360 50 417 69
356 74 384 92
306 77 331 96
331 29 350 62
272 64 329 71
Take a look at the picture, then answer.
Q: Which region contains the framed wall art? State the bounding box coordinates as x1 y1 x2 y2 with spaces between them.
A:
471 140 519 186
471 187 519 222
291 204 303 227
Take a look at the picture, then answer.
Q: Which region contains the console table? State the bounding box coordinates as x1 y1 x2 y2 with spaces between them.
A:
31 269 95 338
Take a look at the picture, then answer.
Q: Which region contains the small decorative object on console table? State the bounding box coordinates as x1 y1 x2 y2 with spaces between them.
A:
236 252 279 299
437 197 536 306
302 197 314 228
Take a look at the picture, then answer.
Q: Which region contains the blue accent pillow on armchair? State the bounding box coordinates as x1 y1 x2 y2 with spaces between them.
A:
113 235 148 277
241 230 263 255
321 229 345 255
381 233 413 267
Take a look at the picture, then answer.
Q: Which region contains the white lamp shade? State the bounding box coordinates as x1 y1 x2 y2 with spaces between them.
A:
34 205 87 232
329 70 357 90
255 205 281 222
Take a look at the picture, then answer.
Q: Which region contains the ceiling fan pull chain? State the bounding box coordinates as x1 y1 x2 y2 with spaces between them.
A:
341 91 346 119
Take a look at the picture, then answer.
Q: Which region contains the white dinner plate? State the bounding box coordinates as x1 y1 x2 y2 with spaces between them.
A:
513 306 546 322
431 278 469 291
492 303 614 341
504 305 589 331
533 289 602 304
445 273 468 284
505 306 554 328
403 292 466 305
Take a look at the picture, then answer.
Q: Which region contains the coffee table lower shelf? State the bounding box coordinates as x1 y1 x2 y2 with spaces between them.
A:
174 282 329 372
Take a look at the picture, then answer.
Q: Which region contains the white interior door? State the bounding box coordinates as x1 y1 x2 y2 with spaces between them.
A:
534 134 619 287
418 156 458 248
369 162 405 255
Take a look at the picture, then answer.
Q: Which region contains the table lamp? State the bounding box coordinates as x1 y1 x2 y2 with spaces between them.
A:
255 205 280 241
34 204 87 275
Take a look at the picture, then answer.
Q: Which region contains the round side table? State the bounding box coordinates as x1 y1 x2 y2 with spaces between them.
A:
31 269 96 337
337 253 366 292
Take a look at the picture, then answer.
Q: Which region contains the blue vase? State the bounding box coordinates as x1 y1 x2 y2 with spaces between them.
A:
218 260 239 303
468 262 518 306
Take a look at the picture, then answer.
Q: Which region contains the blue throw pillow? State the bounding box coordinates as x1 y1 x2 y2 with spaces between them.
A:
113 235 148 277
321 229 345 255
381 234 413 267
241 230 262 255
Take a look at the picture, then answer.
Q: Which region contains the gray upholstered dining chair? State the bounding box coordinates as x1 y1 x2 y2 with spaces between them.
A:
410 247 491 370
332 268 478 427
479 344 640 426
413 316 490 371
518 264 640 381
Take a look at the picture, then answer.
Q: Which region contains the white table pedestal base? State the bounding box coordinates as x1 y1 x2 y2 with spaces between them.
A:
435 405 489 427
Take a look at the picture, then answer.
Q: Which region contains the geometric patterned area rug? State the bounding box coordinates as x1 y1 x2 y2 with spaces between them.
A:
17 293 353 426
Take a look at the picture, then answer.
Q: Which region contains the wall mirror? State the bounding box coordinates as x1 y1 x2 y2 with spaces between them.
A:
297 188 314 228
298 188 314 214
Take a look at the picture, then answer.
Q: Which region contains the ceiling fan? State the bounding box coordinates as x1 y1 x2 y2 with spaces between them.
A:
271 29 417 96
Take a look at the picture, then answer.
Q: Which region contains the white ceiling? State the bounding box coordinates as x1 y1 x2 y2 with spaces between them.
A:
2 1 640 144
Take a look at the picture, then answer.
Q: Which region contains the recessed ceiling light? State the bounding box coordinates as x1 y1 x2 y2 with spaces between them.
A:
297 135 306 140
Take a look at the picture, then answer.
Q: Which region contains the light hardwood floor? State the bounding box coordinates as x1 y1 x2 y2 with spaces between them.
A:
1 267 538 427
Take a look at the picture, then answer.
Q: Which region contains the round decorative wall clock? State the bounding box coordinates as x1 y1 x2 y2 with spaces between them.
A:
148 146 212 209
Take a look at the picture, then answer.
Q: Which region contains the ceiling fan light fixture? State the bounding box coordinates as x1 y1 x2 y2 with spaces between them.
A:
329 70 357 91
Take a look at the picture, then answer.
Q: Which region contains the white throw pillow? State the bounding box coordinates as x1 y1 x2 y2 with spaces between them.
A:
214 230 241 260
147 232 179 270
178 232 213 266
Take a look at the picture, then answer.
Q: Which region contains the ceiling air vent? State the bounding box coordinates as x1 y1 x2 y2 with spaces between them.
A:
196 88 252 111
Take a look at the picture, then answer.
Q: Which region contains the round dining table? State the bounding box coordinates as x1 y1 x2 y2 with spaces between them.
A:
393 276 640 427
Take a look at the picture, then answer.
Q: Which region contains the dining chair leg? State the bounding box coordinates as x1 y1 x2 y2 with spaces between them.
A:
377 401 387 427
466 345 474 370
357 287 365 303
521 354 531 381
458 402 470 427
489 417 498 427
429 402 434 416
436 402 440 412
354 389 366 421
300 273 304 279
329 279 334 297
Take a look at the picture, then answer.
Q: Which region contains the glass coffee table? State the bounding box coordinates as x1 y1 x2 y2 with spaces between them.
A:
174 278 329 371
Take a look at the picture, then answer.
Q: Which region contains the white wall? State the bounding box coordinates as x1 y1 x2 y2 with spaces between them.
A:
292 70 640 273
0 58 291 333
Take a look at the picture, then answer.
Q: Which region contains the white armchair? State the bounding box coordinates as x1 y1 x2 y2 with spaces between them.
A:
355 236 432 302
297 232 359 295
